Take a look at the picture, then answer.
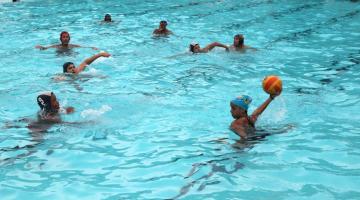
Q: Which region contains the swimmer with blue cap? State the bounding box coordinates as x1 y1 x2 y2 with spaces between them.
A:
230 92 280 139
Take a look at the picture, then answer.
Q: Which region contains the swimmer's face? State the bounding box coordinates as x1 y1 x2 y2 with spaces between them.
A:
159 21 167 29
230 102 246 119
193 44 200 52
60 33 70 45
234 35 244 46
50 93 60 112
66 64 76 73
190 44 200 53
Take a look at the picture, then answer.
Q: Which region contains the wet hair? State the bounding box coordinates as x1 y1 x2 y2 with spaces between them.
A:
160 20 167 25
189 44 195 52
63 62 74 73
104 14 112 22
189 43 199 53
37 92 53 112
234 34 244 47
60 31 70 41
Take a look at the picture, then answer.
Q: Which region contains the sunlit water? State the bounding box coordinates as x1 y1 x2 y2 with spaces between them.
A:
1 0 360 199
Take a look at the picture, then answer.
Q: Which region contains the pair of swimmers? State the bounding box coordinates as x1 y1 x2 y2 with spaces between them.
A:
151 20 254 53
32 90 280 138
189 34 256 53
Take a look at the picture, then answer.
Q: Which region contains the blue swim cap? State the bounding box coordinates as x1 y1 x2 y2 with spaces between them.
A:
231 95 252 111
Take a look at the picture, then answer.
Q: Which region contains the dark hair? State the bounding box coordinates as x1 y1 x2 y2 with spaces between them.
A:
160 20 167 24
234 34 244 47
60 31 70 41
63 62 74 73
189 44 195 53
104 14 112 22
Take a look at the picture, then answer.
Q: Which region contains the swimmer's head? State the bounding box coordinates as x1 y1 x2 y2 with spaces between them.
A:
230 95 252 118
104 14 112 22
37 92 60 113
60 31 70 45
159 20 167 29
234 34 244 47
189 42 200 53
63 62 75 73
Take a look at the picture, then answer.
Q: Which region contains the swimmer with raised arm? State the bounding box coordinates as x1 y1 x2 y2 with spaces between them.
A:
229 34 256 52
153 20 173 36
230 92 280 139
62 52 111 74
35 31 98 50
189 42 229 53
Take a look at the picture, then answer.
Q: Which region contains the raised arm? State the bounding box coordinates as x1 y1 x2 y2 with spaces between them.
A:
204 42 229 52
76 52 111 74
249 94 278 123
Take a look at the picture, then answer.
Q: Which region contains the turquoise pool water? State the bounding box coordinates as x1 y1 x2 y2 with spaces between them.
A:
1 0 360 199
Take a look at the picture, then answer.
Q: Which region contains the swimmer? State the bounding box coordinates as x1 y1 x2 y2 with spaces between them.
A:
229 34 256 52
35 31 98 50
104 14 112 22
230 93 280 139
153 20 172 36
189 42 229 53
35 92 73 121
62 52 111 74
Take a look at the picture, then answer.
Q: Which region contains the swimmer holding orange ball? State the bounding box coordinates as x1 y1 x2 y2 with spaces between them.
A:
230 76 282 139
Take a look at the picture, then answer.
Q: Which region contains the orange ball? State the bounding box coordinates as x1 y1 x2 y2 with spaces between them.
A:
262 75 282 95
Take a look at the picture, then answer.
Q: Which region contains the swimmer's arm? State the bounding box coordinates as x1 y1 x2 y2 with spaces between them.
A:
250 94 278 123
204 42 229 51
35 44 59 50
69 44 98 50
76 52 111 73
231 119 248 139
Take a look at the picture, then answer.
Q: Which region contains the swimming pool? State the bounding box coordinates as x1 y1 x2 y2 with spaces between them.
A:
1 0 360 199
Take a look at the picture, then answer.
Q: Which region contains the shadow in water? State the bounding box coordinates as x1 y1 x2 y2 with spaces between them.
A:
170 124 295 199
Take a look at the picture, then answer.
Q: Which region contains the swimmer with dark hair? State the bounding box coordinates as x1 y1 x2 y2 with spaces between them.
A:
35 31 98 50
230 93 280 139
189 42 229 53
104 14 112 22
153 20 172 36
229 34 256 52
63 52 111 74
